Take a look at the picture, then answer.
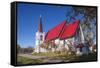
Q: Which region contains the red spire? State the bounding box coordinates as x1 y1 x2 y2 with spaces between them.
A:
38 15 43 32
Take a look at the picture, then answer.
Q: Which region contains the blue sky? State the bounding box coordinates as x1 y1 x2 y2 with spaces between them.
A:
17 3 94 48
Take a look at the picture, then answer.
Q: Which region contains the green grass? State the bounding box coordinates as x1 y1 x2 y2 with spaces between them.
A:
17 52 97 65
17 56 43 65
32 51 67 58
32 52 97 62
32 51 76 60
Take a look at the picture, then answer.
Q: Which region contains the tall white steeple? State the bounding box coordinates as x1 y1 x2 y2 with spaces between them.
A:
35 15 45 53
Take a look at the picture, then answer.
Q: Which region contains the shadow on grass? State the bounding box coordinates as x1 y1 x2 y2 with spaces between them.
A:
69 53 97 62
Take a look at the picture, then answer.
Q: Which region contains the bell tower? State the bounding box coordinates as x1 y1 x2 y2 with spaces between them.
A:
35 15 45 53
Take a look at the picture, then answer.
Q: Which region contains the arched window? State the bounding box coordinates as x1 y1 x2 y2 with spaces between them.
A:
40 35 43 41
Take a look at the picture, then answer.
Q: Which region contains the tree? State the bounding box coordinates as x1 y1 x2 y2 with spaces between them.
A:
66 6 97 44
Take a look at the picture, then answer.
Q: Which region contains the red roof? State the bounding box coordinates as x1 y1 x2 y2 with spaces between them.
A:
45 20 66 42
59 20 79 40
45 20 79 42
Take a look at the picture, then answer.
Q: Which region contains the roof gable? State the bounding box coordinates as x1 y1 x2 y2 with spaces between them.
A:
45 20 66 42
59 20 79 40
45 20 79 42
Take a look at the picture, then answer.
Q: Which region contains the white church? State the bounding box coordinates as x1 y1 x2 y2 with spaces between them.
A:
34 15 95 55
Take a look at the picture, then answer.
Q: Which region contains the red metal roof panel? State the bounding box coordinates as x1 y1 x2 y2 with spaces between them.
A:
59 20 79 40
45 20 66 42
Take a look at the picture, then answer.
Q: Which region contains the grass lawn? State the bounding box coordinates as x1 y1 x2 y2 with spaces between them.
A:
32 52 97 62
17 56 43 65
32 51 70 59
17 52 97 65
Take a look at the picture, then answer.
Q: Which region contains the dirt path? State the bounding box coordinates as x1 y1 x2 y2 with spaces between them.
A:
18 54 48 59
18 54 67 63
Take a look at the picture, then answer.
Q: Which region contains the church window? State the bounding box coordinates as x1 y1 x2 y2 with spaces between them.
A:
40 35 43 41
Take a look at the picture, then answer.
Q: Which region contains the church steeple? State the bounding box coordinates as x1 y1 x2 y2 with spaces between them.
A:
38 15 43 32
35 15 45 53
